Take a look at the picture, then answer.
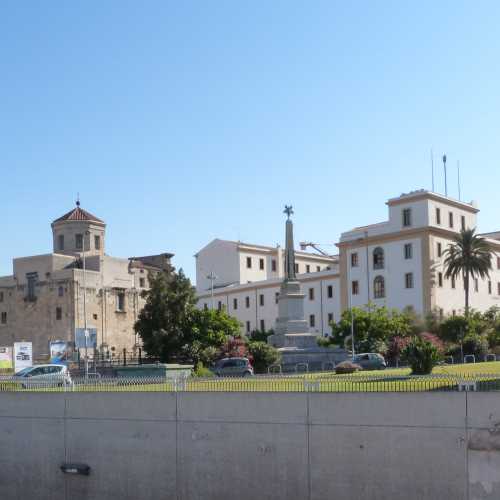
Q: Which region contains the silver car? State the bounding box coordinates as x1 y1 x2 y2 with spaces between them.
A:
213 357 254 377
14 364 72 388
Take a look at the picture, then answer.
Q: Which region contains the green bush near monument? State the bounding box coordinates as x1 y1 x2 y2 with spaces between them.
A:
402 336 441 375
247 341 281 374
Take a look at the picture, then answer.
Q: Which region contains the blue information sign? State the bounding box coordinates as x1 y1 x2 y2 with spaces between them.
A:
75 328 97 349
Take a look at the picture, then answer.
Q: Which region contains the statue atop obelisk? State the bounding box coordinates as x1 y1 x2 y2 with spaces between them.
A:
268 205 314 348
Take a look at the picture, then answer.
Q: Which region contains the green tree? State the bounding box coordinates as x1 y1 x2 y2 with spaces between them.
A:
330 303 412 354
443 229 492 316
135 270 240 364
134 270 196 362
184 309 242 364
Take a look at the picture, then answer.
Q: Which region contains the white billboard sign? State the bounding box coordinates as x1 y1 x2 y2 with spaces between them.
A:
14 342 33 372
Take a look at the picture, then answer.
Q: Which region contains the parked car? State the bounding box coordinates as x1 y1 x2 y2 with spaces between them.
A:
212 357 254 377
352 353 387 371
14 364 72 388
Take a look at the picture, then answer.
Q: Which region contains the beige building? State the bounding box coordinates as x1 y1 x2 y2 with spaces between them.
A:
0 202 173 359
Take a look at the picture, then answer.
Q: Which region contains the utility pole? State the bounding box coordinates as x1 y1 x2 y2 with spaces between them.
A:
443 154 448 196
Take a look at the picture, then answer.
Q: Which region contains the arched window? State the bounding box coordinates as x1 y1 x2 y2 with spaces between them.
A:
373 247 385 269
373 276 385 299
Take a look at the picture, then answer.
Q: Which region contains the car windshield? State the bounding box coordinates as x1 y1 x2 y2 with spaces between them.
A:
15 367 34 376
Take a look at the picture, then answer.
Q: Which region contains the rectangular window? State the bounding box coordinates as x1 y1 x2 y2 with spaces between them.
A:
488 281 492 295
438 272 443 287
245 296 250 308
497 257 500 270
75 234 83 250
246 257 252 269
327 285 333 298
309 314 315 328
405 273 414 289
306 265 310 273
451 276 456 289
475 279 479 292
439 308 444 320
246 321 251 333
203 303 208 311
260 319 265 331
233 298 238 310
26 272 38 301
498 282 500 296
217 301 222 311
94 235 101 250
327 313 334 324
1 312 6 324
309 288 314 300
352 281 359 295
275 292 279 304
294 263 299 274
271 259 277 272
436 208 441 225
56 307 62 320
351 253 359 267
139 278 145 288
437 243 442 257
449 212 454 228
316 266 321 272
259 294 264 306
461 216 466 231
404 243 413 260
117 291 125 311
402 208 412 227
58 234 65 251
259 258 264 270
0 292 3 303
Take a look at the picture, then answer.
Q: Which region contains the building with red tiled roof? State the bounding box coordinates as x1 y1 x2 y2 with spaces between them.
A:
0 202 174 361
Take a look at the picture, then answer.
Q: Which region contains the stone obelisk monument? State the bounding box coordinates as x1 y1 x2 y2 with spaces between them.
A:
268 206 347 369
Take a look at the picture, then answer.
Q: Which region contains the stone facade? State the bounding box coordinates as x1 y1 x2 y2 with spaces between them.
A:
0 203 173 360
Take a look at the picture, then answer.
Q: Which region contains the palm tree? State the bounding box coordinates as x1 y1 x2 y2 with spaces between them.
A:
443 229 492 316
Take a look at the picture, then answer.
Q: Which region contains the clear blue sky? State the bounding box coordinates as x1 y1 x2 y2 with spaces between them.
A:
2 1 500 281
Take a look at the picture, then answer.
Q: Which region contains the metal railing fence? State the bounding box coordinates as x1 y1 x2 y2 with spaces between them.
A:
1 372 500 393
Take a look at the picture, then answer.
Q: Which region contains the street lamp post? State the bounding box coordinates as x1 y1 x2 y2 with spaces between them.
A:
206 271 217 309
347 252 355 360
82 230 90 379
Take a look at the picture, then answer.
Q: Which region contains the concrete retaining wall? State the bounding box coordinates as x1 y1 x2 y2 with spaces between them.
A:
1 391 499 500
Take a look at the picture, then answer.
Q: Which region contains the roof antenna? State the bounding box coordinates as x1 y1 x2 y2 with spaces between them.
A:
76 193 80 207
430 148 435 192
457 160 461 201
443 154 447 197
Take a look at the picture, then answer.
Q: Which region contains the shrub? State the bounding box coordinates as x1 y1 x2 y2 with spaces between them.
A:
335 360 361 374
316 337 331 348
418 332 445 354
462 334 489 359
193 362 214 378
401 336 440 375
250 329 274 343
247 341 280 374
